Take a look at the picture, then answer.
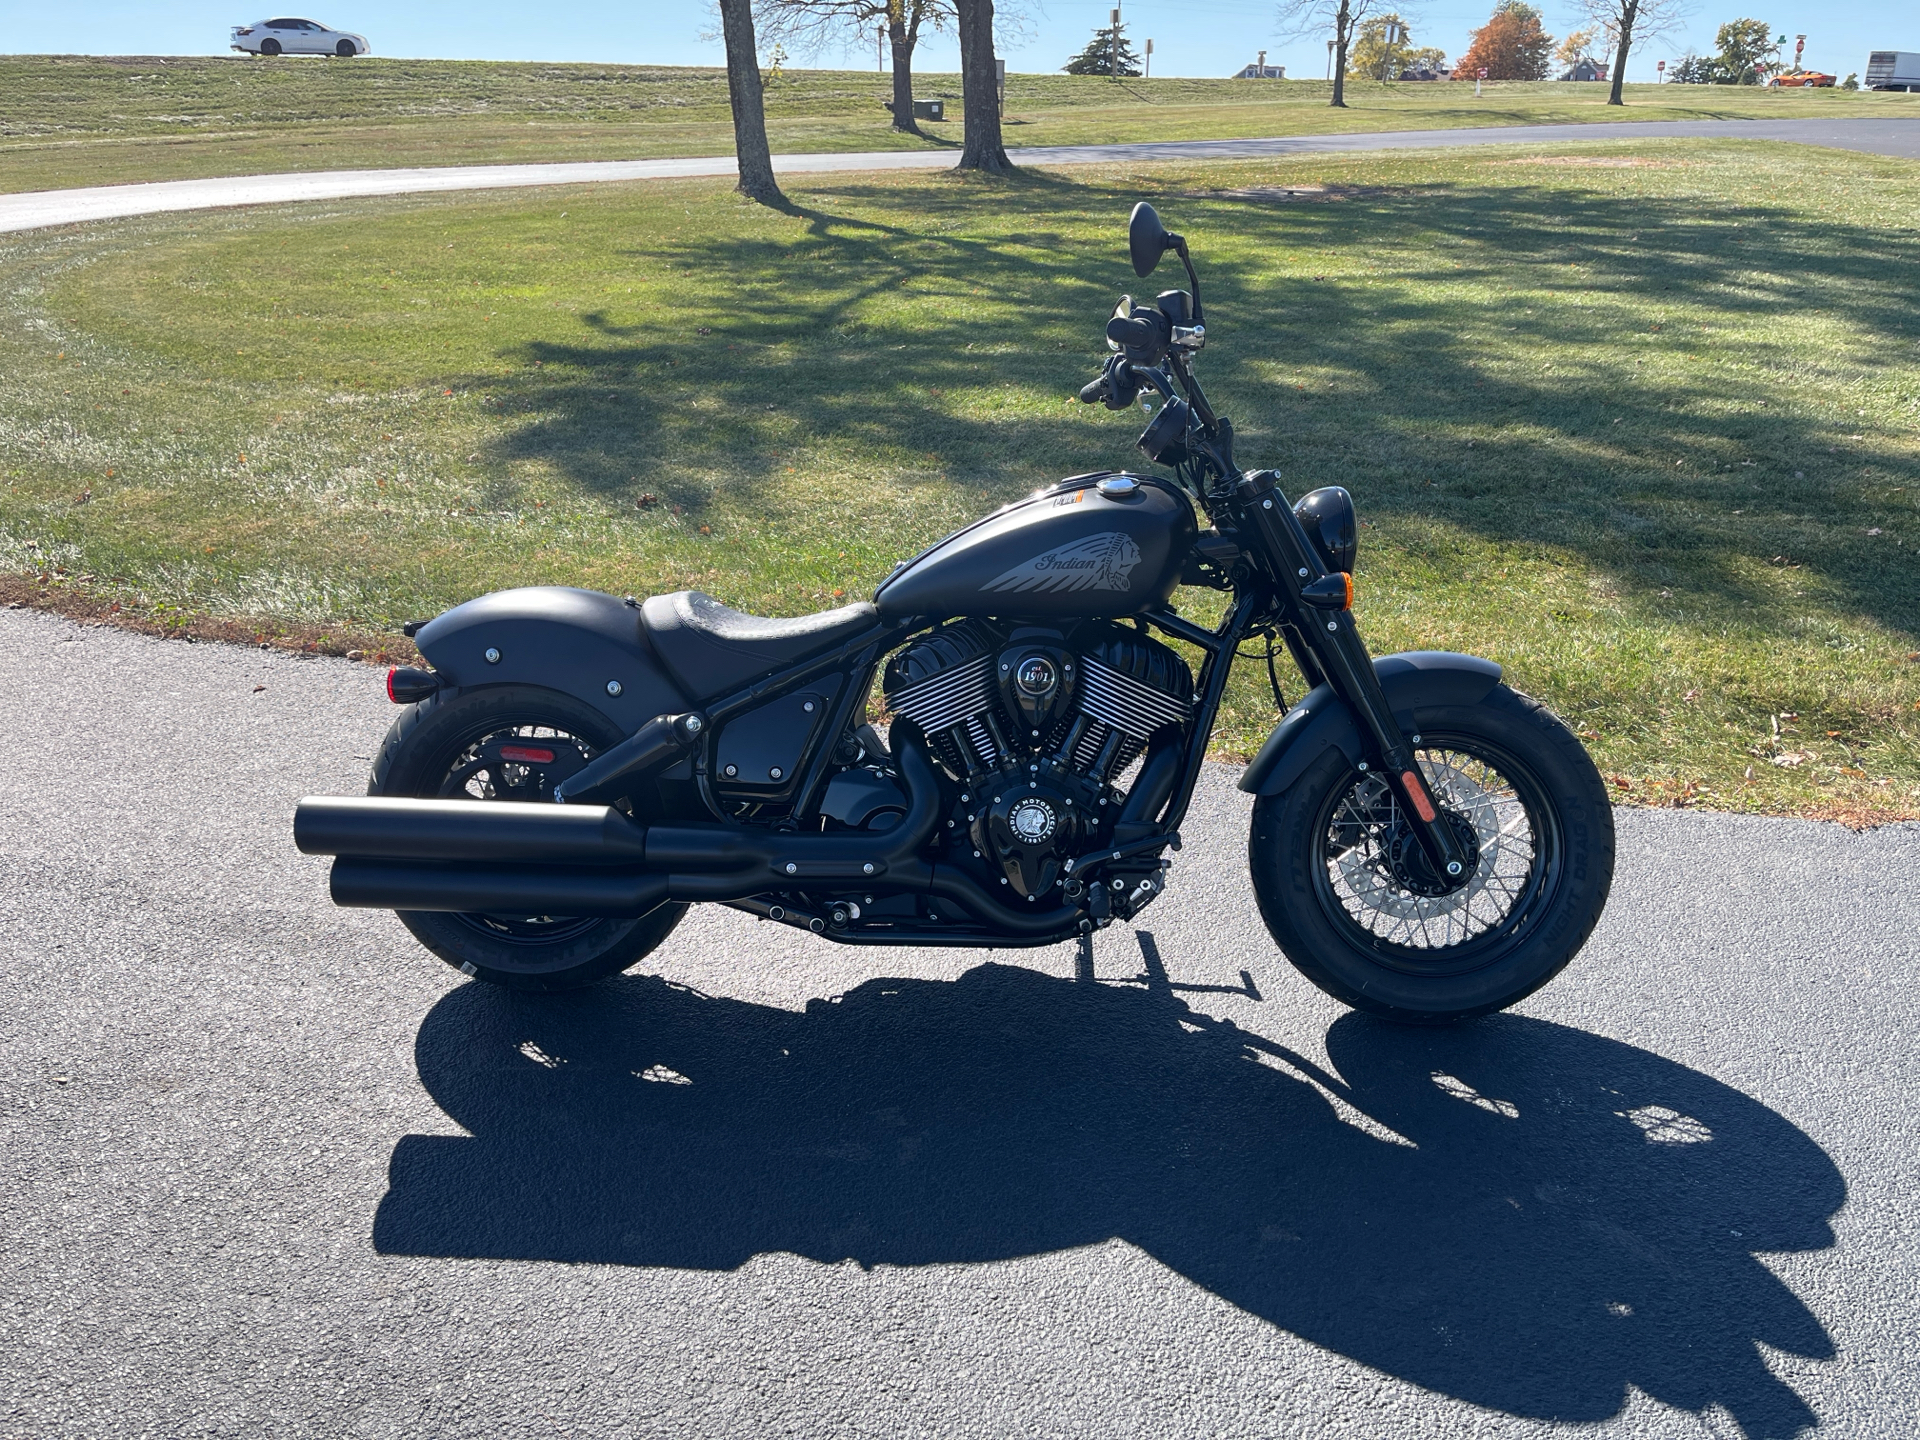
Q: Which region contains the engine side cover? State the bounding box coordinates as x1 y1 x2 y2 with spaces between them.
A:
972 778 1086 898
875 477 1196 622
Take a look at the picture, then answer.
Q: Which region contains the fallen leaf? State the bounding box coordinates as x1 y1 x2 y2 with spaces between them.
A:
1772 753 1807 768
253 685 266 693
1683 689 1699 701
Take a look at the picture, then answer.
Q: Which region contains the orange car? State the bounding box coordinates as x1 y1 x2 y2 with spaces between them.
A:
1769 70 1836 87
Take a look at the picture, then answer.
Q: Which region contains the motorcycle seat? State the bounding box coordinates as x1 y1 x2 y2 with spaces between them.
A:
640 590 880 699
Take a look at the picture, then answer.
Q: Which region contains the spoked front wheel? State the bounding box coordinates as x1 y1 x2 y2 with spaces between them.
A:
1249 685 1614 1023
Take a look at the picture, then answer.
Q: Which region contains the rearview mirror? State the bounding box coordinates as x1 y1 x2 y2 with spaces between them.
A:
1129 202 1177 278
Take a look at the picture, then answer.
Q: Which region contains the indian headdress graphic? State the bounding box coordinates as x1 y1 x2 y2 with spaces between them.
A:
982 531 1144 595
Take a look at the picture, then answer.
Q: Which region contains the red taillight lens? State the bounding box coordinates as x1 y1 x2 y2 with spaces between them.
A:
498 745 556 764
386 666 440 704
385 667 399 703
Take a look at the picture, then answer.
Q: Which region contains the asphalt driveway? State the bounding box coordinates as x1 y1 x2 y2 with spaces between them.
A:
2 607 1917 1437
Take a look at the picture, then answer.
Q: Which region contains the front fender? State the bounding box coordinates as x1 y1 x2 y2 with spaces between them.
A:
1238 651 1503 797
415 586 688 734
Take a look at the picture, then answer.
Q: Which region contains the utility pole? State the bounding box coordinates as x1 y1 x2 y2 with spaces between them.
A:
1258 48 1267 77
877 21 884 71
1327 38 1335 80
1145 37 1153 78
1110 7 1121 80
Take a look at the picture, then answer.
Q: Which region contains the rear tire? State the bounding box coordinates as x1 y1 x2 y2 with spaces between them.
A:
369 685 687 991
260 39 281 55
1249 684 1613 1023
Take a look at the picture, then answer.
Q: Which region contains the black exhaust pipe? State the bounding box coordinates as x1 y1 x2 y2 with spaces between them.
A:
329 860 671 917
297 744 946 915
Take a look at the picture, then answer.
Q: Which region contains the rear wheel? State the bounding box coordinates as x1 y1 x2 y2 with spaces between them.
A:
369 684 687 991
260 39 281 55
1249 685 1613 1023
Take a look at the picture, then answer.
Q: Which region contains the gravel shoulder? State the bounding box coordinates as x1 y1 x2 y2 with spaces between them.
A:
2 607 1917 1438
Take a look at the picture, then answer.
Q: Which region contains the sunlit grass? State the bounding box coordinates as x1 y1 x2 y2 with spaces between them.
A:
2 139 1916 817
2 53 1913 192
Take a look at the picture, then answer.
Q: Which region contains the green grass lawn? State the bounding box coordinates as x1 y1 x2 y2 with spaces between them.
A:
2 53 1914 193
2 139 1916 818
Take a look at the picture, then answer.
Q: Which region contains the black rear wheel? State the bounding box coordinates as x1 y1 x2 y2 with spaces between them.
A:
260 39 281 55
1249 685 1613 1023
369 684 686 991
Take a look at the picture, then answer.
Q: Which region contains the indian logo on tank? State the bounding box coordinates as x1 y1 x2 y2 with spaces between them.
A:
982 531 1143 594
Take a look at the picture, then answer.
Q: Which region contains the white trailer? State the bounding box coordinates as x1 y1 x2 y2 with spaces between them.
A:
1865 51 1920 90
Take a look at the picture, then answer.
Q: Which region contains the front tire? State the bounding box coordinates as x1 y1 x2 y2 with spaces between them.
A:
1249 685 1613 1023
369 684 687 991
336 40 356 56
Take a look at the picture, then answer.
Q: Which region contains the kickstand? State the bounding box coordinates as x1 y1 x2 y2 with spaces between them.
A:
1075 929 1096 983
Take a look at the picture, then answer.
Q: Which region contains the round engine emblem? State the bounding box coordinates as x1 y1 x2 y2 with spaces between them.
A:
1009 798 1056 845
1015 655 1058 697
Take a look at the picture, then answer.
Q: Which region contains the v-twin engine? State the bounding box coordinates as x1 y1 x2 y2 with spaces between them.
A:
883 619 1193 900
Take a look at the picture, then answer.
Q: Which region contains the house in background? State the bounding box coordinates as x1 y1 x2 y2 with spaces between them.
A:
1397 63 1451 80
1233 62 1287 78
1559 58 1609 81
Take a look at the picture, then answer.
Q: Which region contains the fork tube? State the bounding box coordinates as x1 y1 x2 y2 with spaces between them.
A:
1232 470 1470 879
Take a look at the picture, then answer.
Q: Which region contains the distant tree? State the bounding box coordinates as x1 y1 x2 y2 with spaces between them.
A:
1063 21 1142 76
955 0 1011 171
1347 13 1417 81
1666 51 1721 83
1276 0 1385 107
1840 71 1859 90
1570 0 1688 103
1555 27 1597 67
1714 18 1773 84
1406 45 1450 73
756 0 955 137
1453 1 1554 81
718 0 785 206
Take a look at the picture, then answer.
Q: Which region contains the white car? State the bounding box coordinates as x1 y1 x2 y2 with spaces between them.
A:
230 17 370 57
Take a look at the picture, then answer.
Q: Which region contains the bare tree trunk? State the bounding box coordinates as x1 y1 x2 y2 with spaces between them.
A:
718 0 785 205
955 0 1012 172
888 1 922 137
1606 0 1638 105
1330 0 1352 107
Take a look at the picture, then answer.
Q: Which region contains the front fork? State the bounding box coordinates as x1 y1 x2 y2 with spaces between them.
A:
1232 470 1473 882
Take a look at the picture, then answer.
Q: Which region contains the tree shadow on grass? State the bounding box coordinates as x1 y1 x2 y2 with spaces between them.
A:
376 947 1842 1439
459 166 1919 641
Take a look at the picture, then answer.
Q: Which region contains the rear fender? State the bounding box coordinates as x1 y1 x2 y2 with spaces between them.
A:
1238 651 1503 797
415 586 688 734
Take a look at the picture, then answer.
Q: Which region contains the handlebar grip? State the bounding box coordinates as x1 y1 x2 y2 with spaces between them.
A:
1106 314 1163 351
1078 375 1110 405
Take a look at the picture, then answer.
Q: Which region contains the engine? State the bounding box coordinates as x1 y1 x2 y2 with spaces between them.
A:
883 620 1193 901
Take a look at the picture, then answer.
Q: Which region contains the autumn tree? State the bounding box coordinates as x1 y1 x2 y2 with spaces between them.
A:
717 0 785 205
1452 0 1553 81
758 0 954 137
1347 13 1417 80
1555 27 1597 67
1714 18 1774 84
1276 0 1384 106
1570 0 1687 103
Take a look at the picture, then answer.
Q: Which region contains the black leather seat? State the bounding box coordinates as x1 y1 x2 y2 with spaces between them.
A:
640 590 880 700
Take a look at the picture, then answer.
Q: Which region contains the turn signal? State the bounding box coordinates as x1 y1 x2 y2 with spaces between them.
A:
386 666 440 704
1299 572 1353 610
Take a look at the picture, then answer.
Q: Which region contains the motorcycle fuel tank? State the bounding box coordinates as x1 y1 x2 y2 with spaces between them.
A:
874 475 1196 621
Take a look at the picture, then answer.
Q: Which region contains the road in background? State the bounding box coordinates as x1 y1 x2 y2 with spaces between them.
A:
2 117 1916 235
2 607 1917 1437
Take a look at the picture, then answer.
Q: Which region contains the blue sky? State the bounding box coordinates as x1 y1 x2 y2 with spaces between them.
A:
0 2 1912 84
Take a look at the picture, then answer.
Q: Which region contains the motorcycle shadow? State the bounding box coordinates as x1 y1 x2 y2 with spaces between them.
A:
376 950 1840 1439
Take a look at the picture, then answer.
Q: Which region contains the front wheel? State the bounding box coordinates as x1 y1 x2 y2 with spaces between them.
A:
1249 685 1613 1023
368 684 687 991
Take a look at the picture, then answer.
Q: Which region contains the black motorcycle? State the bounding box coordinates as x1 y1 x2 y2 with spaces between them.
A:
295 204 1614 1023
